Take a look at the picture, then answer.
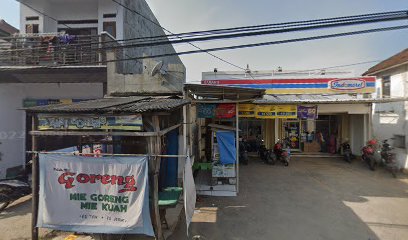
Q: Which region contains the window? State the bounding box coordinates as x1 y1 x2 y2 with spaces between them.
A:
58 19 98 25
382 76 390 98
26 16 39 21
25 24 39 34
103 21 116 38
393 135 406 149
103 13 117 18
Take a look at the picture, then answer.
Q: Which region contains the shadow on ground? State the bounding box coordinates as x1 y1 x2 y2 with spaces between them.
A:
170 156 408 240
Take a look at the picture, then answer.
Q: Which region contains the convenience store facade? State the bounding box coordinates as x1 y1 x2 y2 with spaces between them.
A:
202 71 377 155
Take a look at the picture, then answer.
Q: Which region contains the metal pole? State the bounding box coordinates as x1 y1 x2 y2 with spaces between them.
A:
31 115 39 240
236 103 239 194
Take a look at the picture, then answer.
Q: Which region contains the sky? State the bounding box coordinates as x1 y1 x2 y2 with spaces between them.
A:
1 0 408 82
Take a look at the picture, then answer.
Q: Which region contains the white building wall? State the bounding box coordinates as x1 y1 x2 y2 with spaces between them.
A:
0 83 104 179
20 0 123 38
372 64 408 169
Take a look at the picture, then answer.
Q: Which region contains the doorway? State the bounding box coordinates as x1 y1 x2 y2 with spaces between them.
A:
283 120 301 151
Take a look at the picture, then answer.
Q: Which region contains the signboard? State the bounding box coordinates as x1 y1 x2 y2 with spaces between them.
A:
255 105 297 119
38 114 143 131
37 154 154 235
197 104 216 118
238 104 256 118
215 104 236 118
297 106 318 119
197 104 236 119
201 77 376 94
329 79 365 90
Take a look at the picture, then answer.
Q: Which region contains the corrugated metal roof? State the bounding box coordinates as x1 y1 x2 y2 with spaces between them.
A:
25 96 190 113
254 94 407 104
184 83 265 100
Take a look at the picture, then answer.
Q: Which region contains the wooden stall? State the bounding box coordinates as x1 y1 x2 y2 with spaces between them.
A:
25 96 190 240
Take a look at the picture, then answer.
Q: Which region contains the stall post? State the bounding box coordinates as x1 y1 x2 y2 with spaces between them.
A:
236 103 239 194
31 115 39 240
152 115 164 240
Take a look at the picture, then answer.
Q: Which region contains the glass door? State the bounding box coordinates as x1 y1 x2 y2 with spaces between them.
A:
283 120 301 151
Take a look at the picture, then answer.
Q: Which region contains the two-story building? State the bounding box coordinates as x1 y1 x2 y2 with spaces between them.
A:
0 0 185 179
364 49 408 170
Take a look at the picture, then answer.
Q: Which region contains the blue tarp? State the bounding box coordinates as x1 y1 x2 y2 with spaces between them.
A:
216 131 236 165
160 129 179 189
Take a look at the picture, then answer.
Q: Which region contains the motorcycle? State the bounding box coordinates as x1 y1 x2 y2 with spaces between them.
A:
239 139 249 165
341 141 353 163
362 139 380 171
273 138 290 166
258 142 276 165
0 163 32 213
380 139 399 178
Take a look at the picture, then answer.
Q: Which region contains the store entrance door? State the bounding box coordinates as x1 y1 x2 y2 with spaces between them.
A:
283 120 301 151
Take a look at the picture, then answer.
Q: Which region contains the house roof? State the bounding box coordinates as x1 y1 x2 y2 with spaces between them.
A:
0 19 18 36
25 96 190 113
254 94 408 104
364 48 408 76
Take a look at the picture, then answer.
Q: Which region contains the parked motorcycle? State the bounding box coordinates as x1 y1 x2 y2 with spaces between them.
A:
362 139 380 171
239 139 249 165
258 142 276 165
0 163 31 213
380 139 399 178
341 141 353 163
273 138 290 166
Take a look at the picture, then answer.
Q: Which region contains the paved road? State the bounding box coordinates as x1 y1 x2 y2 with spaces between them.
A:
170 157 408 240
2 157 408 240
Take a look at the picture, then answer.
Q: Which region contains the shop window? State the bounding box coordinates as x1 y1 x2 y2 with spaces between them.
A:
393 135 405 149
103 21 116 38
382 76 390 98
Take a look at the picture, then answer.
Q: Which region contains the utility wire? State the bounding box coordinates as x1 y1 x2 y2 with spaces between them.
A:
111 0 246 70
1 11 406 58
90 12 408 50
3 10 406 52
86 24 408 63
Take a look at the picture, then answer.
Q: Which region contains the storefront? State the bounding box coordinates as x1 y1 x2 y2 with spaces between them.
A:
184 84 265 196
202 72 377 155
239 100 372 155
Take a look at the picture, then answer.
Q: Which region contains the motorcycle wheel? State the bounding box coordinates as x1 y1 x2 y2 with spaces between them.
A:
345 154 351 163
284 160 289 167
242 152 249 165
369 158 377 171
0 201 11 213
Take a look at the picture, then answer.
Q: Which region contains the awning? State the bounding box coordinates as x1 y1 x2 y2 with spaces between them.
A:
254 94 408 104
184 83 265 102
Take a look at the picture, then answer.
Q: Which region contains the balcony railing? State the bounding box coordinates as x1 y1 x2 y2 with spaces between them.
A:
0 33 105 66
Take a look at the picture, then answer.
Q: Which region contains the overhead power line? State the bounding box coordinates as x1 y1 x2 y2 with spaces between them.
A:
111 0 246 70
96 12 408 50
3 9 406 49
91 24 408 63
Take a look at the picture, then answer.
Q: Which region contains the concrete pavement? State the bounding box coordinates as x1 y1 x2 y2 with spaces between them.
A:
1 157 408 240
170 157 408 240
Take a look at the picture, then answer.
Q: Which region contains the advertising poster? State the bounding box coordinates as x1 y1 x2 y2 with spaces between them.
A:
255 105 276 119
37 154 154 235
215 104 236 119
297 106 318 119
38 114 143 131
238 104 256 118
255 105 297 119
197 104 216 118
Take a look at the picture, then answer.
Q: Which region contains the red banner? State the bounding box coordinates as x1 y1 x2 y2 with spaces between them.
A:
215 104 236 118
